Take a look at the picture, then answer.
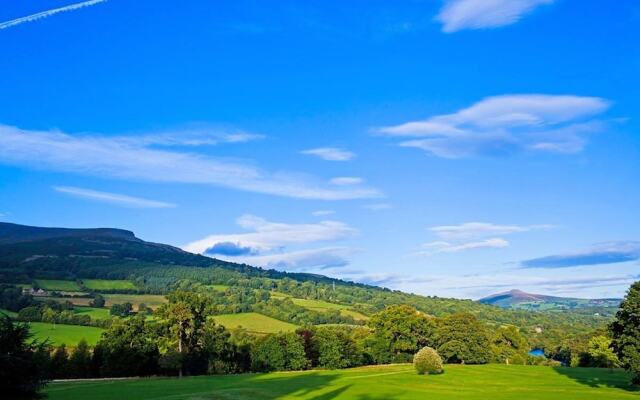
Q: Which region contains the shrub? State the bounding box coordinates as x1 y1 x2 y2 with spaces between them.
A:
414 346 443 375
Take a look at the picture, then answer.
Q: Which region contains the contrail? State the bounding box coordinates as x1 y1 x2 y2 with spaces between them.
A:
0 0 108 30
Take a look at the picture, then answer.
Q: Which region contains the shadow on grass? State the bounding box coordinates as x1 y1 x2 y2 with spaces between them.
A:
552 367 639 392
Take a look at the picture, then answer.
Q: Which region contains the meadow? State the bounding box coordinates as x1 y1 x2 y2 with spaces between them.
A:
45 364 638 400
35 279 82 291
28 321 104 346
81 279 137 290
213 312 298 334
103 294 167 310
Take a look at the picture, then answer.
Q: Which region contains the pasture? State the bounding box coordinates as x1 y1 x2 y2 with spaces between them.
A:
81 279 137 290
28 322 104 346
45 364 638 400
74 306 111 320
103 294 167 310
213 312 298 334
35 279 81 291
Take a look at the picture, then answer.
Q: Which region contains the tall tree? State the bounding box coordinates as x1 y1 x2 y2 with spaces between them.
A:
610 281 640 383
0 316 50 398
368 305 436 361
156 291 208 377
437 313 491 364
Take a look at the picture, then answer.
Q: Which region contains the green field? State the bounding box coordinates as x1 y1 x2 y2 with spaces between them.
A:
35 279 81 291
28 322 104 346
289 298 369 321
213 312 298 334
81 279 137 290
45 364 638 400
103 294 167 310
204 284 230 292
74 306 111 320
35 296 94 306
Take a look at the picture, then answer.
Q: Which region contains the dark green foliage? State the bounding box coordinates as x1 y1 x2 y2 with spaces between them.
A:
436 313 491 364
51 344 70 379
0 316 50 398
313 326 362 369
90 294 105 308
93 317 159 377
250 332 308 372
0 284 36 312
68 339 92 378
610 281 640 383
368 305 436 361
491 325 529 365
110 302 133 317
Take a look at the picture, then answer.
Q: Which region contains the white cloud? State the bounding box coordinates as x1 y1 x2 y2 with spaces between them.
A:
422 238 508 254
420 222 552 255
374 269 639 299
363 203 392 211
377 94 610 158
0 125 380 200
312 210 335 216
429 222 551 240
436 0 554 33
301 147 356 161
330 177 364 186
184 214 358 255
53 186 176 209
232 247 356 271
0 0 108 30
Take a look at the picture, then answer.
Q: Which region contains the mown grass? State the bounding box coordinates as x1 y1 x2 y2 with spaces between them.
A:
28 322 104 346
45 364 638 400
213 312 298 334
35 279 81 291
103 294 167 310
82 279 137 290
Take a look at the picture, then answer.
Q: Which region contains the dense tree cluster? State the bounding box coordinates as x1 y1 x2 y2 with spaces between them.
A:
610 281 640 383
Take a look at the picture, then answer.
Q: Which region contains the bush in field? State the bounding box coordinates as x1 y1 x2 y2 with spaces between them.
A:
414 346 443 375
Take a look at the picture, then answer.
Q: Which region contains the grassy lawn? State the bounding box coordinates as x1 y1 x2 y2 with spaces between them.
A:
103 294 167 310
74 306 111 320
213 312 298 334
45 364 638 400
82 279 137 290
35 279 81 291
28 322 104 346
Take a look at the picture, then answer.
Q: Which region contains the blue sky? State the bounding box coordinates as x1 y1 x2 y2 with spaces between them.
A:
1 0 639 299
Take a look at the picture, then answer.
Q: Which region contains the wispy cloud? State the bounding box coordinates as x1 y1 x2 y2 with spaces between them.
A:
232 247 356 271
522 241 640 268
436 0 554 33
312 210 335 217
377 94 611 158
363 203 392 211
422 238 509 254
301 147 356 161
53 186 176 209
429 222 553 240
0 125 380 200
0 0 108 31
421 222 552 255
330 177 364 186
